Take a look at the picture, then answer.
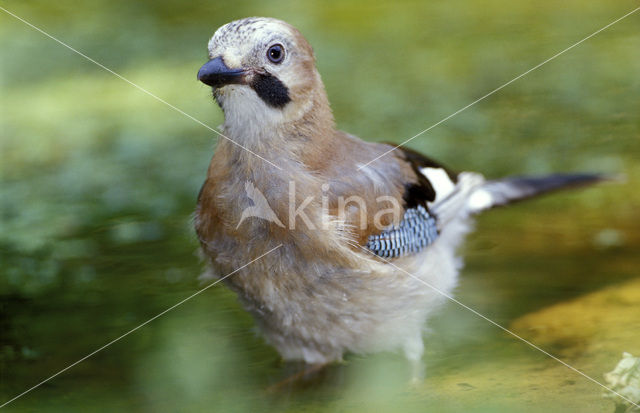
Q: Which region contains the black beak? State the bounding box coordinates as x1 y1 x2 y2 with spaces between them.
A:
197 56 246 88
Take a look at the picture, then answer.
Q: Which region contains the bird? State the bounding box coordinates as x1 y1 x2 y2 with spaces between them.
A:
194 17 603 378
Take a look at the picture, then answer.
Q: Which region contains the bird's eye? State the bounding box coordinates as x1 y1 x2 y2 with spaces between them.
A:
267 44 284 64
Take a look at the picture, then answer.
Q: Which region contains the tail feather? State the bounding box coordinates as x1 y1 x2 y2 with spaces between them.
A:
467 173 606 213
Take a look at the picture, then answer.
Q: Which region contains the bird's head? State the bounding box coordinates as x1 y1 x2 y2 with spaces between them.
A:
198 17 330 130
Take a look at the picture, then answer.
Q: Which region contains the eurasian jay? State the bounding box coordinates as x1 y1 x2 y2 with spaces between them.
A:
195 17 601 376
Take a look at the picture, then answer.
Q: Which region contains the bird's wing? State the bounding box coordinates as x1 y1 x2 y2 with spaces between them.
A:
363 145 484 259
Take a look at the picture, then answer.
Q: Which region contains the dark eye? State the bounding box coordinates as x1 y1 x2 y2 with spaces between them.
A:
267 44 284 64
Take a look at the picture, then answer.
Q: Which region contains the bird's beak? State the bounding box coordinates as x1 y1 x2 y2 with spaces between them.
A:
197 56 246 88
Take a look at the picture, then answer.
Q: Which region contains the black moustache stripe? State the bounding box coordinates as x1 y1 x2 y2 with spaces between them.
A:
251 73 291 108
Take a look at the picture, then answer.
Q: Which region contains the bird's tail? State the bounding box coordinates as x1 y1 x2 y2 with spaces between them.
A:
467 173 607 213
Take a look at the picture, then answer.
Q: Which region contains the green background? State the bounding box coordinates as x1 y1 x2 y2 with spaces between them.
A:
1 0 639 411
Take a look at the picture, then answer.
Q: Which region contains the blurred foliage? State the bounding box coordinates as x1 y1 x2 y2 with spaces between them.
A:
1 0 639 411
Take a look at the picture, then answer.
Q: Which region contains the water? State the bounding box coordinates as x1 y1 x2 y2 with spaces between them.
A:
1 1 639 411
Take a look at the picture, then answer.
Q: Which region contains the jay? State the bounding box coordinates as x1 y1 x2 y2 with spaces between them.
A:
195 17 601 375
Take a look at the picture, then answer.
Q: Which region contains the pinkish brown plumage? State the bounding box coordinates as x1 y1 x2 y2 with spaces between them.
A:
194 17 603 376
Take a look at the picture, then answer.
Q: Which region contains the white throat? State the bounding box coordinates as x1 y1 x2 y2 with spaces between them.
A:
217 85 286 143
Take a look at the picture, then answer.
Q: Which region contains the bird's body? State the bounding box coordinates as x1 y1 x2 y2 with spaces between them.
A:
195 17 601 371
196 130 471 366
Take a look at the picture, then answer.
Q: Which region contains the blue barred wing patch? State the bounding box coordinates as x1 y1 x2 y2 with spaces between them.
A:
365 205 439 259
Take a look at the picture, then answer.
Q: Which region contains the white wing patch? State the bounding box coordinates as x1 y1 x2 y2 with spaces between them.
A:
430 172 485 227
420 167 455 203
467 188 494 212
